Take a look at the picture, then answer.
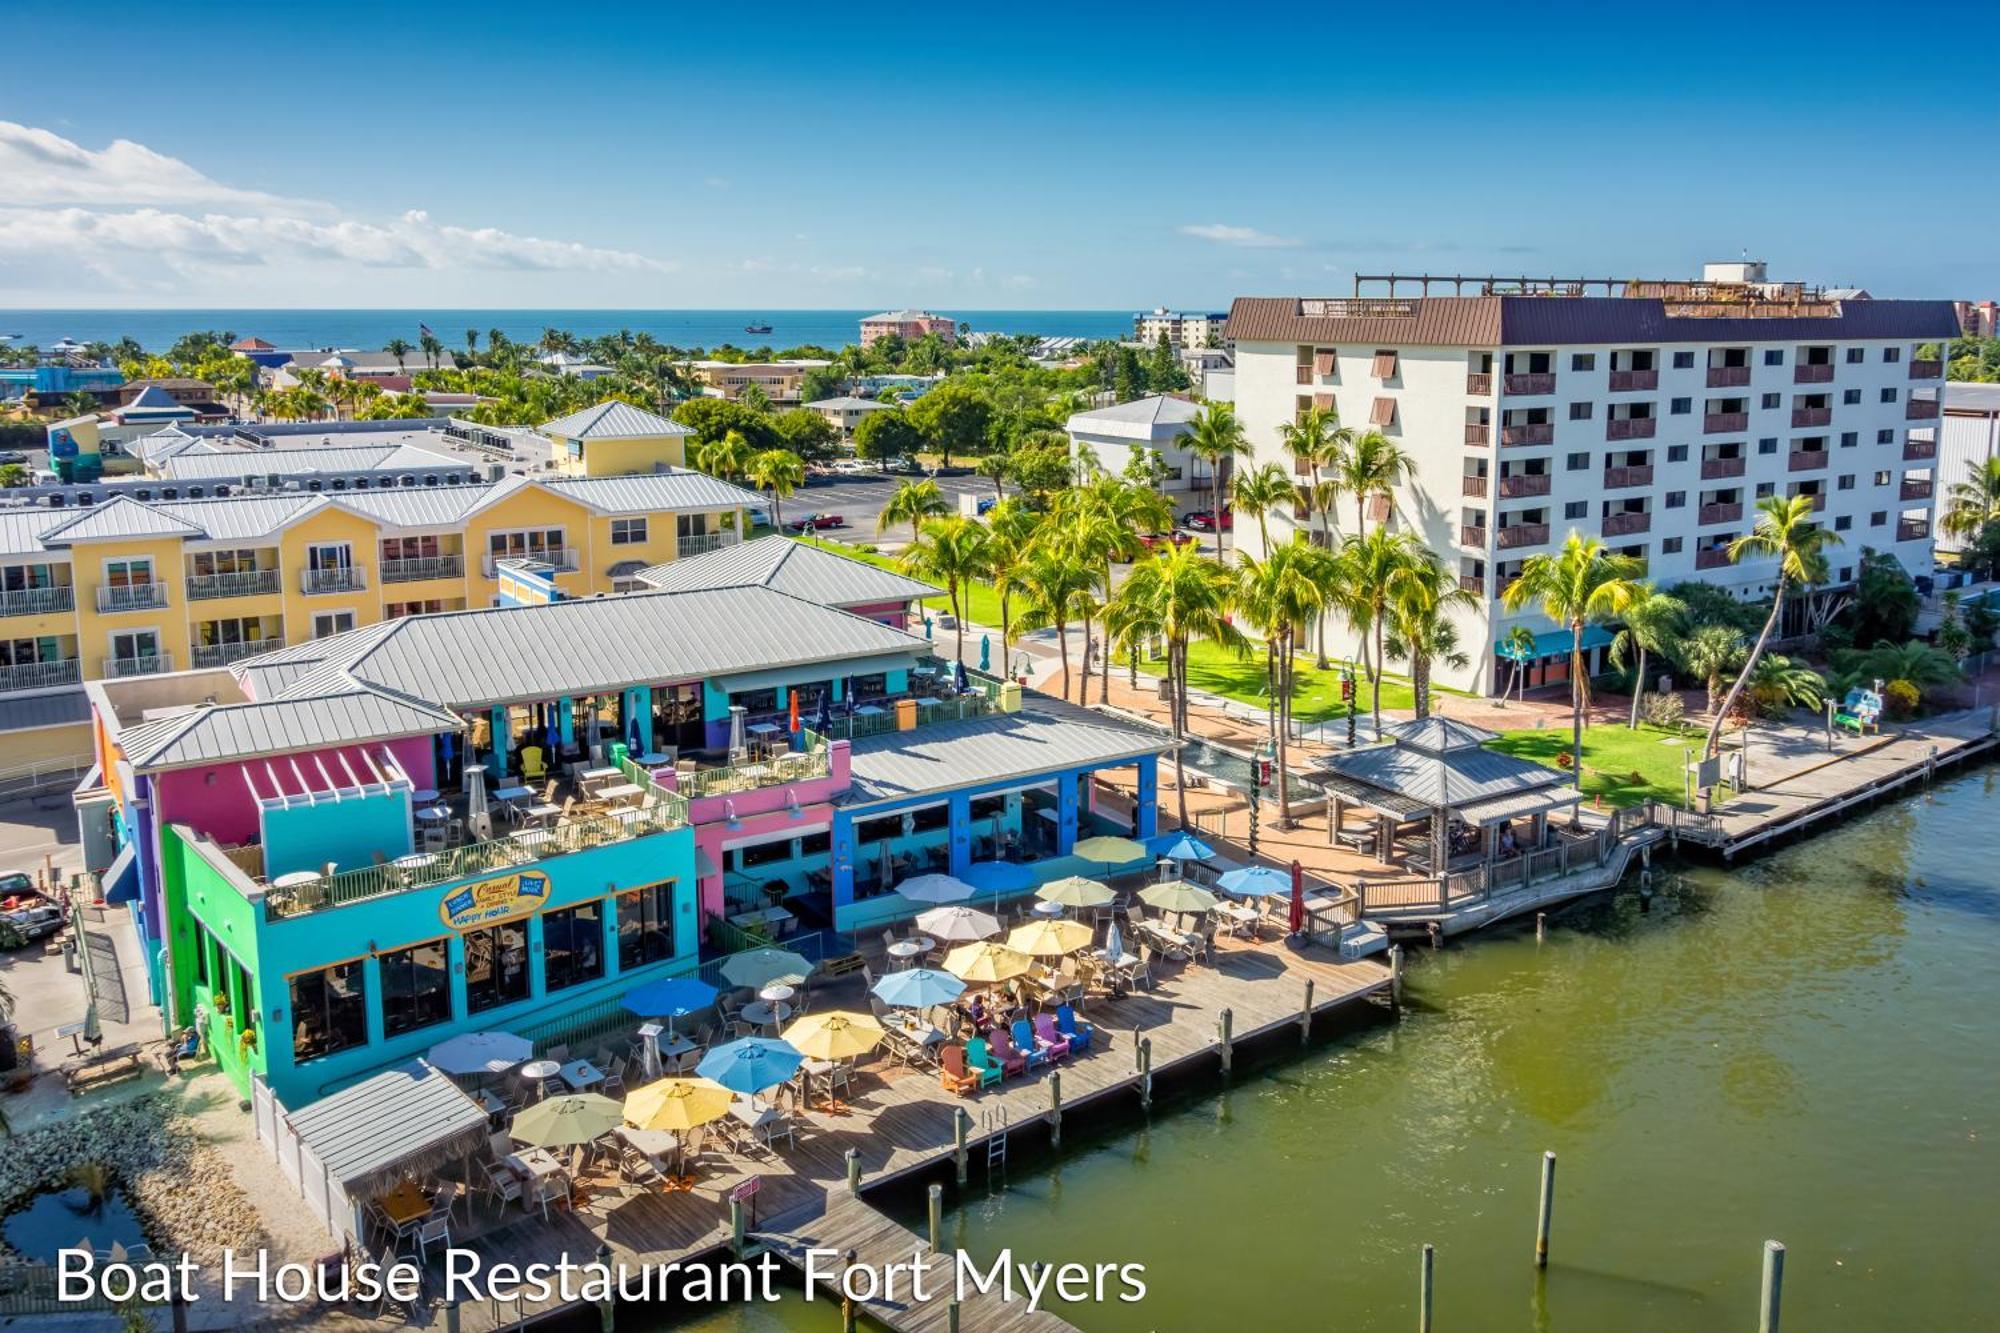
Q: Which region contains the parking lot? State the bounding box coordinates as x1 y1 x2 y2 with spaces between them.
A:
785 468 999 544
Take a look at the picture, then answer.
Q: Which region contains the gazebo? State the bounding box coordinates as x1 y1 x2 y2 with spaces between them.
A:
1310 717 1583 875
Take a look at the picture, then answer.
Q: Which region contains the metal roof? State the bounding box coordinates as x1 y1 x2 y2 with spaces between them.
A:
540 470 764 514
116 687 459 772
0 510 72 559
0 688 90 733
805 396 892 411
41 496 205 544
1313 739 1560 811
845 698 1173 805
1065 394 1204 443
258 586 929 711
635 535 939 607
1457 785 1583 827
334 486 495 529
154 494 328 541
282 1060 489 1193
1380 716 1499 754
155 442 467 481
539 401 692 440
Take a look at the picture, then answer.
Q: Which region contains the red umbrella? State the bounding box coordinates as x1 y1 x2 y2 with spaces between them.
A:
1288 859 1305 935
788 692 801 735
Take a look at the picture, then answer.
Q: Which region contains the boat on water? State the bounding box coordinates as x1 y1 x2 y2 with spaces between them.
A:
744 321 773 335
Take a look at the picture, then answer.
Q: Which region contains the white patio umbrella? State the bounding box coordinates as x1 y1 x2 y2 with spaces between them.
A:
720 947 813 989
915 904 1003 942
427 1030 531 1076
894 873 975 905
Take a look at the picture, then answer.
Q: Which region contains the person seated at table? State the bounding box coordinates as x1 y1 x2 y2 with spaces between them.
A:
964 993 992 1032
1499 824 1519 856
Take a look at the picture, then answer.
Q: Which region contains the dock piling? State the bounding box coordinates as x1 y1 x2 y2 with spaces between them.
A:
1050 1069 1063 1146
1536 912 1547 942
596 1243 615 1331
1389 947 1403 1006
1759 1240 1785 1333
841 1247 859 1333
1137 1037 1153 1111
442 1300 459 1333
1534 1151 1555 1268
1300 978 1315 1045
948 1300 962 1332
928 1183 944 1251
1419 1243 1435 1333
731 1198 746 1258
1218 1007 1234 1075
954 1107 970 1185
845 1148 862 1196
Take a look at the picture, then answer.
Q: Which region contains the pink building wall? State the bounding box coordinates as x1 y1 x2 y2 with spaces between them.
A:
150 736 439 847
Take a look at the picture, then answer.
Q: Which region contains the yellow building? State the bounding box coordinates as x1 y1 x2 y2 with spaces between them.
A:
540 401 694 477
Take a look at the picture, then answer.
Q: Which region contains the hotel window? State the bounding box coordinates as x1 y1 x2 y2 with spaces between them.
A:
1870 511 1887 527
1877 429 1895 444
312 611 356 638
1835 515 1853 531
1843 389 1862 405
1661 537 1684 554
387 599 448 619
1837 475 1855 491
110 629 160 666
106 557 155 589
1879 388 1898 404
1 564 59 591
1845 347 1865 364
611 518 648 545
1564 501 1588 520
1759 393 1780 410
1567 402 1593 421
190 549 260 577
1672 351 1695 369
1758 438 1778 455
1840 432 1858 448
1764 349 1785 366
1883 347 1902 363
542 900 605 993
1670 398 1691 415
290 959 368 1063
1873 471 1892 486
489 528 567 562
464 921 530 1013
616 880 676 970
379 939 452 1037
1665 491 1686 509
1565 453 1590 471
1755 482 1776 498
1667 445 1689 462
1570 353 1596 372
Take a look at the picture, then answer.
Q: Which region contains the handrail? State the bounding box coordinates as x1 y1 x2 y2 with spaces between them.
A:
670 731 832 799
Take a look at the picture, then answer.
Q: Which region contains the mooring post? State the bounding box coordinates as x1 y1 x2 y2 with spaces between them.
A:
1536 911 1547 942
948 1301 962 1333
441 1300 459 1333
1535 1151 1556 1268
1137 1037 1153 1111
1389 945 1404 1006
1759 1240 1786 1333
1217 1007 1234 1075
1419 1243 1435 1333
928 1183 944 1250
731 1198 746 1257
954 1107 970 1185
1049 1069 1063 1146
596 1243 616 1332
841 1247 859 1333
170 1288 189 1333
1300 977 1315 1045
845 1147 862 1196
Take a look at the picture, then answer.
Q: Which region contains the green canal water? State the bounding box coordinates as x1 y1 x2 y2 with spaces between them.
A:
663 766 2000 1332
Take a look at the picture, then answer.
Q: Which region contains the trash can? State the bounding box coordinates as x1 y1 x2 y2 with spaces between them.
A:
608 741 629 768
998 680 1023 714
895 699 918 731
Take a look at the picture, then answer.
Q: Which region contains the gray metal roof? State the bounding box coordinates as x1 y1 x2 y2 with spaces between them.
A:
117 687 459 772
635 535 939 606
845 698 1172 805
0 510 71 559
0 689 90 733
334 486 495 529
1065 394 1204 442
806 396 892 411
1314 739 1560 810
1381 716 1499 755
541 470 764 514
539 401 692 439
259 586 929 711
1457 785 1582 827
154 494 328 542
41 496 206 544
282 1060 489 1193
156 443 468 481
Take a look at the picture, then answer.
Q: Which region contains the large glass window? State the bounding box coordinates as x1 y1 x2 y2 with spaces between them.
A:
379 939 452 1037
740 839 792 869
464 922 530 1013
729 688 778 715
616 881 676 970
542 901 605 992
290 960 368 1062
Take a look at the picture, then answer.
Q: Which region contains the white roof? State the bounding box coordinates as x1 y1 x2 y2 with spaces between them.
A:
539 400 692 440
863 310 947 323
846 697 1171 804
155 442 467 481
1945 383 2000 414
806 396 892 412
1065 394 1205 443
634 534 938 606
115 687 459 772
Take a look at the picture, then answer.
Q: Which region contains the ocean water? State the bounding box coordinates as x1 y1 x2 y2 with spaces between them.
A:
0 310 1134 354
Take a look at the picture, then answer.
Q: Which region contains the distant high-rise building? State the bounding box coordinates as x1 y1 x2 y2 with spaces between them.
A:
859 310 958 348
1133 307 1229 350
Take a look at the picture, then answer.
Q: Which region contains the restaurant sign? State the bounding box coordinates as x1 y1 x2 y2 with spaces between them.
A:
440 870 553 931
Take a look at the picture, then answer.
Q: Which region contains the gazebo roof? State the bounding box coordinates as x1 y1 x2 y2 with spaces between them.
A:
283 1060 488 1195
1312 728 1560 813
1379 716 1498 755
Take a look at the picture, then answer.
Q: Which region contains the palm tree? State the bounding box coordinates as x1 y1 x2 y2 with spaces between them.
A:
1011 539 1097 701
1382 547 1479 720
385 338 412 374
1235 540 1324 823
1229 462 1298 554
1499 532 1645 793
695 430 752 482
419 332 443 370
1940 456 2000 542
1740 653 1826 717
1331 429 1414 534
900 515 993 667
464 329 480 359
744 449 805 530
982 499 1039 673
1500 625 1537 704
1683 624 1748 717
1059 478 1172 704
1183 403 1251 558
878 478 949 545
1111 543 1245 827
1333 528 1423 734
1608 585 1688 729
1831 640 1961 693
1277 404 1347 537
1702 495 1840 762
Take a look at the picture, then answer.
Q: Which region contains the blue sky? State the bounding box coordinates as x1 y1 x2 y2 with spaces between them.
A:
2 1 1993 309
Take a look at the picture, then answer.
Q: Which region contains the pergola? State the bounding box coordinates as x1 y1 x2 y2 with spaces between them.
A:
1311 718 1583 874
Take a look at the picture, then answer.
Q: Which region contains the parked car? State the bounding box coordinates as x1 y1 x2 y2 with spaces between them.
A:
1138 530 1197 549
1182 509 1234 532
787 513 847 532
975 496 998 515
830 459 872 475
0 903 63 947
0 451 26 466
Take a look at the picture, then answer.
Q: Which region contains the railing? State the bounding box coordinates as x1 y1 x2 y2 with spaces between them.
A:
1793 362 1835 383
1497 473 1551 498
1465 372 1492 395
1791 407 1832 428
1908 359 1942 379
1352 804 1668 920
819 693 996 742
192 637 282 668
0 755 94 801
1695 547 1733 570
301 566 366 595
1458 525 1489 548
1496 523 1550 550
1897 519 1931 542
96 583 168 613
1906 397 1939 421
1703 412 1748 434
1461 475 1488 497
1700 456 1746 479
1458 574 1486 595
1463 423 1492 445
1787 450 1828 472
187 569 281 600
1706 365 1750 387
1 1259 157 1316
677 532 737 557
0 659 81 692
1603 465 1654 488
1608 368 1658 391
1601 511 1651 536
0 586 73 618
1900 479 1933 501
105 653 170 678
1503 372 1556 395
1295 365 1315 385
1605 416 1656 440
671 732 833 799
1903 438 1937 461
1698 502 1742 525
1500 423 1553 446
381 554 465 583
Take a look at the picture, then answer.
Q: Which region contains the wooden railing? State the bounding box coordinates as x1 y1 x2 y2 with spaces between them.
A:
1504 372 1556 395
1793 362 1835 383
1698 502 1743 526
1700 456 1746 479
1465 372 1492 395
1695 547 1733 569
1703 411 1748 434
1497 473 1551 498
1608 368 1658 391
1790 407 1832 428
1906 397 1940 421
1602 511 1651 537
1500 422 1554 446
1603 464 1654 488
1902 438 1937 461
1908 359 1942 379
1605 416 1656 441
1706 365 1750 387
1461 474 1489 497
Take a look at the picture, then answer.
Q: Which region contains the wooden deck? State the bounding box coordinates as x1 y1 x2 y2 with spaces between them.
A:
435 936 1390 1331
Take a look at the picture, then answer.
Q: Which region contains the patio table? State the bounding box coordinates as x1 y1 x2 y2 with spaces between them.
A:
413 803 451 825
613 1125 680 1170
518 1059 560 1093
852 704 885 717
635 752 672 767
729 1099 782 1135
1213 902 1260 937
272 870 321 891
378 1179 431 1227
502 1148 565 1181
595 782 645 804
741 1000 792 1031
474 1088 507 1121
1030 900 1065 919
410 789 440 805
493 784 533 806
559 1059 604 1092
730 905 796 935
519 801 562 826
578 765 620 784
886 938 926 967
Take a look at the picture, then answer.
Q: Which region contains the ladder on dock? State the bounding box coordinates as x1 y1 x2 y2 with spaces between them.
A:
984 1106 1009 1174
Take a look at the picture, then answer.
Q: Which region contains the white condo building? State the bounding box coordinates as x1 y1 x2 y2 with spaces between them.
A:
1228 265 1959 696
1133 308 1230 349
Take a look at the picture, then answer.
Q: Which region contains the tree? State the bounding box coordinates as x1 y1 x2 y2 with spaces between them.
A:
905 379 994 467
385 338 412 374
1333 528 1423 734
1499 532 1645 794
1608 585 1687 729
1382 546 1478 720
852 409 922 467
771 407 838 462
982 499 1039 672
419 332 443 370
744 449 805 529
1229 461 1298 554
695 430 753 482
974 451 1012 502
1278 403 1347 543
0 463 27 488
1109 543 1245 827
900 515 993 667
672 396 777 450
1235 540 1326 823
879 478 949 545
1500 625 1537 704
1845 548 1919 648
1006 445 1075 502
1056 478 1171 703
1830 640 1961 696
1941 457 2000 542
1184 403 1250 559
1683 623 1747 717
1739 653 1825 718
799 365 846 405
1012 538 1097 702
1702 495 1840 763
1331 429 1414 534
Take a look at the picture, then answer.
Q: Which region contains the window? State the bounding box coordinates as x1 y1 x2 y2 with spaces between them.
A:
740 840 792 869
1757 438 1779 455
911 804 951 833
616 881 677 970
109 629 160 666
1837 475 1855 491
1843 388 1862 405
1764 349 1785 366
290 960 367 1062
729 687 778 714
1670 397 1692 415
542 900 605 992
190 549 262 577
1565 453 1591 471
1571 353 1596 372
1873 471 1892 486
387 599 449 619
312 611 355 638
1845 347 1865 364
856 815 901 844
1760 393 1781 410
1667 445 1688 462
488 528 567 563
381 534 441 562
1665 491 1686 509
1884 347 1902 363
1564 501 1588 520
379 939 452 1037
801 831 831 857
610 518 648 546
1870 511 1887 527
1877 429 1895 444
1755 482 1776 498
1838 566 1853 582
1840 431 1858 448
850 673 887 700
1661 537 1684 554
464 921 530 1013
1880 387 1898 404
1835 515 1853 532
1568 402 1593 421
1672 351 1695 369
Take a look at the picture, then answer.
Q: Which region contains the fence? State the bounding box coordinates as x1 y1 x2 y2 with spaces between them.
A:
1354 803 1666 919
0 1258 156 1316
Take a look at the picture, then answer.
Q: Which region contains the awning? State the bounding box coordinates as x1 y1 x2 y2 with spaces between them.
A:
696 849 720 877
1457 785 1583 827
102 843 141 905
284 1060 488 1198
712 652 916 696
1497 625 1615 662
607 560 649 577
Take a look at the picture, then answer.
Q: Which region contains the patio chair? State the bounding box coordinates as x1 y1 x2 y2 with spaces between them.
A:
414 1215 451 1263
531 1176 569 1223
1032 1013 1073 1063
1055 1004 1095 1054
521 746 547 783
1009 1018 1050 1070
372 1247 416 1320
478 1160 523 1213
963 1037 1005 1088
939 1043 982 1096
600 1056 627 1097
429 1181 462 1226
766 1088 798 1150
986 1027 1029 1077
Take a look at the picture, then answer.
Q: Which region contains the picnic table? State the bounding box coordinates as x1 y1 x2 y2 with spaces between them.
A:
729 905 796 936
594 782 645 804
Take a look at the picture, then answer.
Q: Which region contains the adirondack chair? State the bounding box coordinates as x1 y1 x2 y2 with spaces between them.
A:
1055 1003 1094 1054
939 1043 982 1096
963 1037 1005 1087
986 1027 1029 1077
1009 1018 1050 1070
1031 1013 1072 1063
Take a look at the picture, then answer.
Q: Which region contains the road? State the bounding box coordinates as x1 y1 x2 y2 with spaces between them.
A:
785 468 998 540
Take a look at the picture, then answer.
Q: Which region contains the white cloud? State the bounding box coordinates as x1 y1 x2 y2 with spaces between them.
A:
0 120 313 211
1179 222 1300 249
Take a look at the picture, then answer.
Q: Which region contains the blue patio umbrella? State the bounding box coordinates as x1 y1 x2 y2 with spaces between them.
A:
979 635 991 673
871 967 965 1009
962 860 1035 894
1151 832 1217 863
815 689 832 734
697 1037 802 1095
1216 865 1292 898
621 976 719 1020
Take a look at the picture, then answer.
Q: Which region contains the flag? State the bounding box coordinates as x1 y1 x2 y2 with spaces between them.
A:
419 322 435 339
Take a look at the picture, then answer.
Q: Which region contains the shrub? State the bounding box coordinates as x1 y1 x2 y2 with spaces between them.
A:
1882 678 1920 719
1642 691 1687 731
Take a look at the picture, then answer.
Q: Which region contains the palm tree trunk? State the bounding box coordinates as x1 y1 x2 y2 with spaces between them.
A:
952 584 965 666
1414 652 1431 719
1706 579 1786 759
1076 610 1093 705
1099 567 1113 706
1629 646 1647 730
1276 633 1294 826
1213 472 1225 560
1055 617 1071 699
999 592 1013 675
1371 618 1386 734
1169 637 1191 828
1569 624 1585 793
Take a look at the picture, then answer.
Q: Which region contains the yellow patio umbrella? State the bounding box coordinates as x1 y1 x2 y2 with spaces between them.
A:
782 1011 886 1061
623 1077 734 1133
1072 835 1148 865
1005 919 1094 957
1036 875 1115 909
943 941 1034 984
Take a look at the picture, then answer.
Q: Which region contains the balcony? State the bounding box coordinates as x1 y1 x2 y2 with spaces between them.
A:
481 549 581 577
1603 465 1654 489
0 586 74 618
1459 574 1486 595
1460 475 1488 498
1793 363 1835 384
1496 523 1550 550
1698 502 1743 526
1700 456 1747 479
1497 473 1552 498
1897 519 1931 543
1500 423 1554 447
1606 417 1656 441
1601 511 1651 537
105 653 171 679
1463 423 1491 446
1706 365 1751 387
1703 412 1748 434
1466 372 1492 395
1695 547 1733 570
1899 479 1933 502
1790 407 1833 428
1503 372 1556 395
1906 398 1939 421
186 569 282 601
1788 493 1826 512
301 567 367 595
381 554 465 584
1903 438 1937 461
678 532 739 558
1787 451 1828 472
1458 525 1489 548
0 659 81 693
1295 365 1314 385
1908 359 1943 380
96 583 169 614
191 638 283 669
1608 369 1659 391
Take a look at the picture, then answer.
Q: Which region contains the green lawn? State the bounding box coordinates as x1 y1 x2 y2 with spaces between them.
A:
797 536 1008 627
1486 721 1723 808
1138 637 1466 721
